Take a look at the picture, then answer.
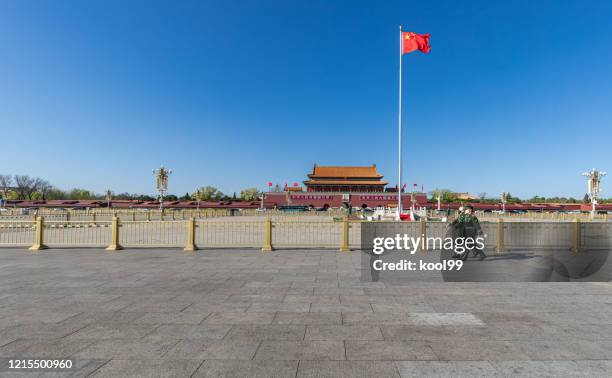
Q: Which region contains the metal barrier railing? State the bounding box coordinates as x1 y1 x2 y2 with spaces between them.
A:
120 221 186 248
503 222 574 250
1 207 610 220
271 221 342 249
1 217 611 253
43 221 112 247
0 208 234 221
582 222 612 250
0 221 35 246
477 211 610 222
196 220 263 248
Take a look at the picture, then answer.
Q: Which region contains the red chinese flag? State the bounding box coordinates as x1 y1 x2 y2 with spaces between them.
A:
268 182 272 187
402 32 430 54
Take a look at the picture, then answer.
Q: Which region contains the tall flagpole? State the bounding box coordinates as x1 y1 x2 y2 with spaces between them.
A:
397 25 403 220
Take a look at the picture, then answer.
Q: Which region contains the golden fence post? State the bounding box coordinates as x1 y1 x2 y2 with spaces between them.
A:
147 211 151 222
132 212 136 221
419 218 426 251
496 219 505 253
29 216 47 251
184 218 198 251
172 211 176 220
106 216 122 251
339 216 350 252
92 212 96 225
262 217 273 252
66 211 71 222
572 218 581 253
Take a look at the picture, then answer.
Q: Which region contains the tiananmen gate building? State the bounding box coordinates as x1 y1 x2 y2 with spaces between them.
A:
303 164 388 192
264 164 427 209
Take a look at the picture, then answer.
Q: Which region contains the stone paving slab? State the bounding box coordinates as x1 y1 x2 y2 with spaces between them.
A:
0 248 611 377
273 313 343 325
164 339 261 360
193 360 298 377
90 359 202 377
304 325 383 341
144 324 231 341
345 341 438 361
490 360 612 377
254 341 345 361
224 325 306 341
396 360 499 377
72 338 179 359
131 312 209 325
297 361 400 377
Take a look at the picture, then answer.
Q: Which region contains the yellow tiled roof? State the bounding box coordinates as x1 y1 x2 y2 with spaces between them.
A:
309 165 383 178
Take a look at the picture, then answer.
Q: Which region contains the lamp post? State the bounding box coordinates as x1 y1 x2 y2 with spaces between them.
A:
195 189 201 211
410 184 418 213
436 194 441 211
500 192 508 214
582 168 606 218
153 166 172 211
259 187 265 210
105 189 112 209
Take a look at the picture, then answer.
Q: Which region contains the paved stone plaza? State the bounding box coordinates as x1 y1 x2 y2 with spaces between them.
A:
1 248 612 377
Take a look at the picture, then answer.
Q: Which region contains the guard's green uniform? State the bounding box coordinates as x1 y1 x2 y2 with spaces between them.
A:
452 213 486 260
455 213 481 230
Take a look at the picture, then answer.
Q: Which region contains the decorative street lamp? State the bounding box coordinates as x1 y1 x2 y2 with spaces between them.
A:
410 183 417 214
194 189 202 211
582 168 606 218
153 166 172 211
436 193 442 211
260 190 265 210
500 192 508 214
105 189 112 209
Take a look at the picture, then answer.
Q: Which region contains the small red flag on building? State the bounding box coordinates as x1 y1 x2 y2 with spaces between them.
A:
268 182 272 187
402 32 430 54
293 182 298 187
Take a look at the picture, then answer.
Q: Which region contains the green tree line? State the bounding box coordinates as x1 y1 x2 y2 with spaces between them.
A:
429 188 612 204
0 174 262 202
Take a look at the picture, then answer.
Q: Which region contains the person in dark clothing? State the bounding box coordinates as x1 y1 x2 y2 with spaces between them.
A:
451 205 487 260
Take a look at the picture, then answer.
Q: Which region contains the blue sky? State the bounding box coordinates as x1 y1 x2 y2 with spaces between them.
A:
1 0 610 198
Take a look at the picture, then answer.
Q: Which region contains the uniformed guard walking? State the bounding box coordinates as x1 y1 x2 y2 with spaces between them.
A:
451 205 487 261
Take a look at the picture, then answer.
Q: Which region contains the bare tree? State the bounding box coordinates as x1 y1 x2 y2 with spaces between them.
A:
0 174 12 200
35 179 53 200
13 175 36 200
